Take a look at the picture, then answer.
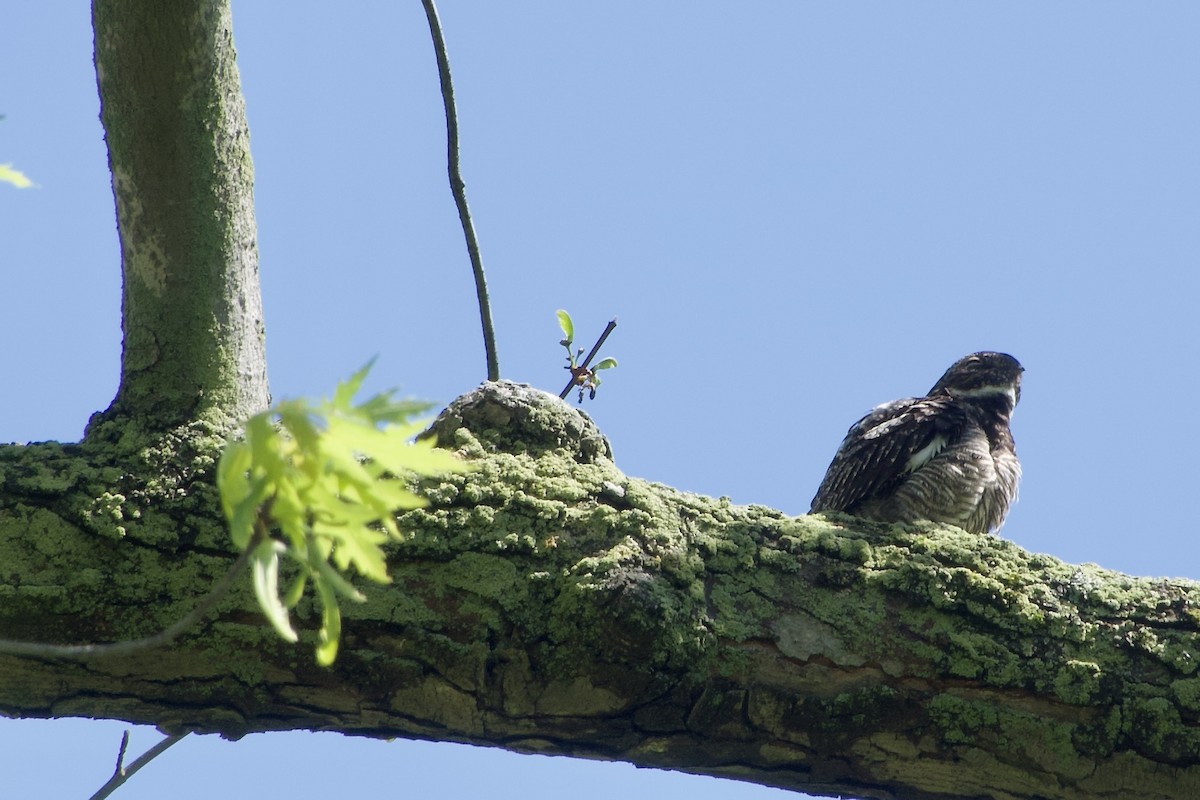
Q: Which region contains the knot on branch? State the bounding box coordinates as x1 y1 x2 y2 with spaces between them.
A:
426 380 613 464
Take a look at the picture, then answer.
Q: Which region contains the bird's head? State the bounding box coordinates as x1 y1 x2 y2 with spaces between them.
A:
928 351 1024 407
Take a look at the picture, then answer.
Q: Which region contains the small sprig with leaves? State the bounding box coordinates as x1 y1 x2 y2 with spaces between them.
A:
217 362 465 665
557 310 618 402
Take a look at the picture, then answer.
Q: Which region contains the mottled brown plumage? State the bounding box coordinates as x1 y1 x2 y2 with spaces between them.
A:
810 352 1023 534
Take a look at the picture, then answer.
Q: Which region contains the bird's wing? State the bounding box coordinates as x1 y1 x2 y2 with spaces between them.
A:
810 395 965 514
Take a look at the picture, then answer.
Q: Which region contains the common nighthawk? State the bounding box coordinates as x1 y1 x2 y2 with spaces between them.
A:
810 351 1023 534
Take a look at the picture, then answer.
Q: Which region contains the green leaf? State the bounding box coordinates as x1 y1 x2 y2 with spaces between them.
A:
219 361 469 664
215 438 249 503
314 554 370 601
251 541 298 643
276 401 322 457
283 573 308 608
332 358 378 410
313 579 342 667
556 309 574 343
593 357 618 371
227 475 271 549
355 393 433 425
324 415 462 485
316 638 338 667
216 440 255 543
0 164 33 189
312 517 389 584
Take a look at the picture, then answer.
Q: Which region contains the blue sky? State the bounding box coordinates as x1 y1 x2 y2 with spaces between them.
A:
4 3 1198 798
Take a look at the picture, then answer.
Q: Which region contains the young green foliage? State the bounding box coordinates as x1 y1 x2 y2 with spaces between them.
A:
0 163 34 189
557 309 618 402
556 309 574 344
217 363 464 665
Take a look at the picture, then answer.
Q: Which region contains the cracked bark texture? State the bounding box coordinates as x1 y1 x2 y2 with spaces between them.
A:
1 382 1199 800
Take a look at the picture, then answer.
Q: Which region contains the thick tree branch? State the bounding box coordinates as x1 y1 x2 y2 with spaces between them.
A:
1 383 1197 800
0 522 260 660
90 0 269 434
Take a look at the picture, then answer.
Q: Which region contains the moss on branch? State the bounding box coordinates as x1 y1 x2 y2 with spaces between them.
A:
0 381 1197 800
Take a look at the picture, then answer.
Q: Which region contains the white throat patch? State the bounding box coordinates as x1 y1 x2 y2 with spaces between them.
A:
954 385 1017 406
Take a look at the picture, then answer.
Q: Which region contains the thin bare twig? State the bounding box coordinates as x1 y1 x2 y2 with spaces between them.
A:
89 731 189 800
0 525 265 660
113 731 130 776
559 318 618 399
421 0 500 382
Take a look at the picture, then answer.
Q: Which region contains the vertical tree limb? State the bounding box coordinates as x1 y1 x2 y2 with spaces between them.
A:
91 0 269 434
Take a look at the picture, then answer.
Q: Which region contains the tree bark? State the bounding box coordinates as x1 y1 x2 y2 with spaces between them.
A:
91 0 268 434
1 382 1198 800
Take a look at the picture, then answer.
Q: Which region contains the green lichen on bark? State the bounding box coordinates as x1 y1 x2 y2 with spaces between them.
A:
1 380 1198 799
